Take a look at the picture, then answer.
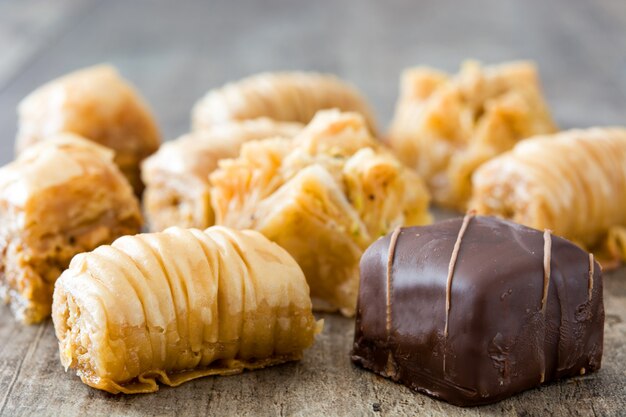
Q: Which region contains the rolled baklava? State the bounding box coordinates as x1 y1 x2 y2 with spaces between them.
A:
192 71 377 133
210 110 431 316
0 134 142 323
388 61 556 210
52 226 321 394
142 118 302 231
16 65 161 194
470 127 626 267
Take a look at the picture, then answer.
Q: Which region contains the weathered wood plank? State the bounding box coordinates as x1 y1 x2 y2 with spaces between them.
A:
0 0 625 166
0 0 98 91
0 271 624 417
0 209 624 416
0 0 625 415
0 0 101 161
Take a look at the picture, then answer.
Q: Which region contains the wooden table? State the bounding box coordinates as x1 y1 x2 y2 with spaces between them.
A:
0 1 625 415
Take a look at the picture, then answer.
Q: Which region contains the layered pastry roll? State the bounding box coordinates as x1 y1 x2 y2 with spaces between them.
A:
192 72 377 133
388 61 556 210
210 110 431 316
52 226 321 394
470 128 626 267
142 118 302 231
16 65 161 194
0 134 142 324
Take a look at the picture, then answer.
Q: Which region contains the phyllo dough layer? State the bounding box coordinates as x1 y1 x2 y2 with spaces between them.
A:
388 60 556 210
0 134 142 323
192 71 377 133
142 118 302 231
52 226 320 394
470 127 626 267
16 65 161 194
210 110 431 316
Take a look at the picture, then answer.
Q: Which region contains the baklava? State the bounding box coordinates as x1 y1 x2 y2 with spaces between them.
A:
388 61 556 210
192 71 377 133
53 226 321 394
16 65 161 194
211 110 431 316
142 118 302 231
0 134 142 323
470 127 626 267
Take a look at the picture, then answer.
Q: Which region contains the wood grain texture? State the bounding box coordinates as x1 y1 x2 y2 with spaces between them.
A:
0 0 97 89
0 0 625 163
0 0 625 416
0 274 624 417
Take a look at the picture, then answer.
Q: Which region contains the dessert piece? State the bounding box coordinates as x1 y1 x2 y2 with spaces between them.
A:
142 118 302 231
388 61 556 210
470 128 626 267
192 71 377 133
210 110 431 316
52 226 321 394
16 65 161 194
0 134 142 324
352 214 604 406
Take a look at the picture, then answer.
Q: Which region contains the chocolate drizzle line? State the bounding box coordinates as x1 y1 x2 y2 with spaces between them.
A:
539 229 552 383
541 230 552 315
443 212 474 374
588 253 595 301
385 227 401 375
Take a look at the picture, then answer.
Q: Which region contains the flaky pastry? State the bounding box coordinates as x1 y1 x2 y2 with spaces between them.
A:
192 72 377 133
0 134 142 323
388 61 556 210
142 118 302 231
16 65 161 194
210 110 431 316
470 127 626 267
52 226 320 394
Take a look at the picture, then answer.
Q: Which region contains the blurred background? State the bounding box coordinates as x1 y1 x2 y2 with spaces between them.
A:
0 0 624 165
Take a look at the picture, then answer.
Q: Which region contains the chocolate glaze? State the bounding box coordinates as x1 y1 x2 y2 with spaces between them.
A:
351 215 604 407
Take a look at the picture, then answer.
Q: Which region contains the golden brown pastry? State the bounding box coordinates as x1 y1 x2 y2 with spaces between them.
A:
192 71 377 133
470 127 626 267
142 118 302 231
0 134 142 324
52 226 321 394
16 65 161 194
388 60 556 210
210 110 431 316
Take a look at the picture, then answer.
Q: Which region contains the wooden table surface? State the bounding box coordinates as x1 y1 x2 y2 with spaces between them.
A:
0 1 625 416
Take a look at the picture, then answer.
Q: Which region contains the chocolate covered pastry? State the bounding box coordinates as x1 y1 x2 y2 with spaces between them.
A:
352 214 604 406
16 65 161 194
0 134 142 323
388 61 555 210
210 110 431 316
471 127 626 267
192 71 377 133
142 118 302 231
52 226 321 394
